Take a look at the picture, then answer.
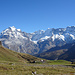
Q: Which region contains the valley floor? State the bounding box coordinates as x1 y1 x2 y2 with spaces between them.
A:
0 61 75 75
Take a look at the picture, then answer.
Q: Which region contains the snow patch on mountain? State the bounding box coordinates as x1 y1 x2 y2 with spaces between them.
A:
40 36 50 41
52 34 65 41
70 34 75 39
9 26 16 31
33 41 37 44
17 29 21 31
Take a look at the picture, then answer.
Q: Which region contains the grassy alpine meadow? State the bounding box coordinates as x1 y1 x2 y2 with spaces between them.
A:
0 60 75 75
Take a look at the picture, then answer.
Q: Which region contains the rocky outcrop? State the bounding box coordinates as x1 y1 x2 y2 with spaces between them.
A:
0 41 2 45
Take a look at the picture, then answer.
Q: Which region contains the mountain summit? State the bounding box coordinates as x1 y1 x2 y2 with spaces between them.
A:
0 26 39 55
0 26 75 55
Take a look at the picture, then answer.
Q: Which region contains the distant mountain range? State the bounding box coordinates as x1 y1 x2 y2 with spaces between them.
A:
0 26 75 61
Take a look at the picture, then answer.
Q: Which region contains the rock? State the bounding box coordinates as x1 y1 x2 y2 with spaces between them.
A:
0 41 2 46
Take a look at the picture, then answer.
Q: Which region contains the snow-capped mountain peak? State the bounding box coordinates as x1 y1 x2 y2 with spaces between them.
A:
0 26 28 40
9 26 16 31
29 26 75 43
0 26 39 54
1 26 75 43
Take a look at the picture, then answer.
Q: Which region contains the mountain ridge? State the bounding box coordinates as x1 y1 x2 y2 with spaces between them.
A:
34 43 73 60
58 43 75 62
0 26 75 55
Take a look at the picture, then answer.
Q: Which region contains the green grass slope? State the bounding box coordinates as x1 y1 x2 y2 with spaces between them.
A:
0 45 40 63
0 46 20 62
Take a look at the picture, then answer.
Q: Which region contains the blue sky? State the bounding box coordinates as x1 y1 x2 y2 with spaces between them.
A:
0 0 75 33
